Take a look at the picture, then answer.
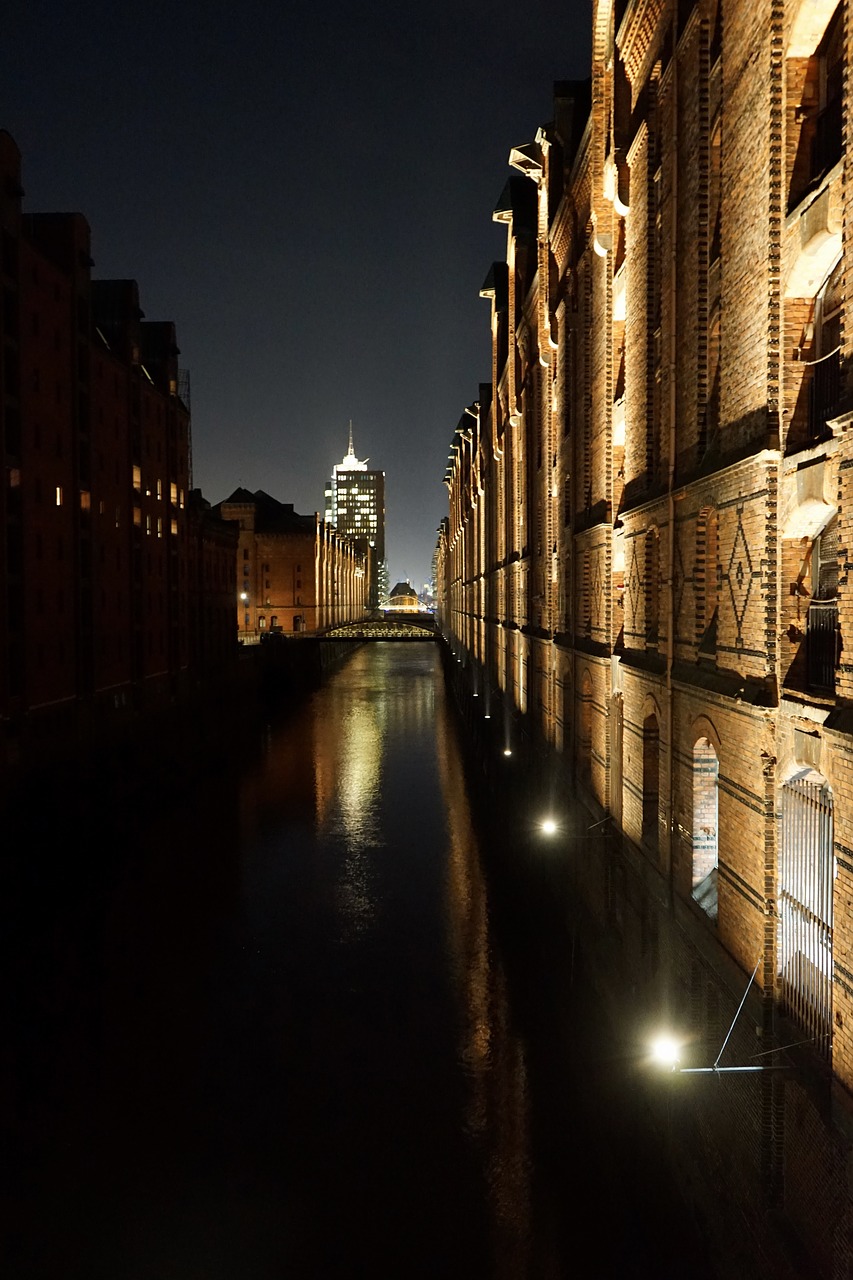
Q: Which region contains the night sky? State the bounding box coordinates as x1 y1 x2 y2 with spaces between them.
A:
2 0 592 592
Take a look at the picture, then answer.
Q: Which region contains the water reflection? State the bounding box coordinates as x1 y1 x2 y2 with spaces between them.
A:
435 666 535 1279
324 691 385 939
5 643 701 1280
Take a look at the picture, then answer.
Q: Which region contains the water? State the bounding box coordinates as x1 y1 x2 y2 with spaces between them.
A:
4 645 714 1279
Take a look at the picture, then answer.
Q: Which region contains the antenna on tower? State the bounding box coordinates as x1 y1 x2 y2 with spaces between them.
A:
348 419 354 455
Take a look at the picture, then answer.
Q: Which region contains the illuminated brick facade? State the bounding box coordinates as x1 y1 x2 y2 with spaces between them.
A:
217 488 367 637
437 2 853 1272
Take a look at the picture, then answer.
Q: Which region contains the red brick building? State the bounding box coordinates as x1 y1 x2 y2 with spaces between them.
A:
0 131 236 781
217 488 367 638
438 2 853 1273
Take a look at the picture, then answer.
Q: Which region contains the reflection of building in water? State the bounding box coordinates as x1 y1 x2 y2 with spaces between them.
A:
434 680 533 1279
312 651 387 938
240 717 319 838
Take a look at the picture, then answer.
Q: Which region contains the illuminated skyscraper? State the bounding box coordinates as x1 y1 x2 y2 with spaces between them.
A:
324 422 387 608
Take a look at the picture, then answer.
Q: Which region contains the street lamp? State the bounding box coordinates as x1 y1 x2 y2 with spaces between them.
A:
651 958 792 1074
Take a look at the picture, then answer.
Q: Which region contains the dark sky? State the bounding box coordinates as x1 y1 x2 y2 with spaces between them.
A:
2 0 592 591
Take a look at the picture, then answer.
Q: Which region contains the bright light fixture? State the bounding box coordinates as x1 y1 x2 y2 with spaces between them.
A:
650 1035 681 1068
541 818 558 836
503 748 512 757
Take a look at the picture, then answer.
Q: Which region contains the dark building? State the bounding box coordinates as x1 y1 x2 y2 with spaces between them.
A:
0 131 233 785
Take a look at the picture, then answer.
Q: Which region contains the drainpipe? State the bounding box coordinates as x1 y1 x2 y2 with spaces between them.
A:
666 6 678 901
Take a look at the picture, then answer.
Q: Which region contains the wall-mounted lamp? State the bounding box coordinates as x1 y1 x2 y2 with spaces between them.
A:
651 959 794 1075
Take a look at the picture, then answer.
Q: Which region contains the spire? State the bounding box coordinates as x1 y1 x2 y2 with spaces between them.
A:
335 421 367 471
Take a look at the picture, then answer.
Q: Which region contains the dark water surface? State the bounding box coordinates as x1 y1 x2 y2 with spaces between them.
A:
5 645 713 1279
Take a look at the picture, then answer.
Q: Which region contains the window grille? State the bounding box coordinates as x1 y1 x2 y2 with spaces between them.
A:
779 772 834 1058
692 738 718 920
807 515 839 691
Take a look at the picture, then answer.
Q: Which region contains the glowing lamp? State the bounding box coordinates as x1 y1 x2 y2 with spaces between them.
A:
650 1035 681 1069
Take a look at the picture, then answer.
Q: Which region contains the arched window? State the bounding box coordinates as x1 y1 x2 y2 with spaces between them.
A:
692 738 719 920
779 770 834 1057
807 256 843 440
807 512 839 691
788 3 843 213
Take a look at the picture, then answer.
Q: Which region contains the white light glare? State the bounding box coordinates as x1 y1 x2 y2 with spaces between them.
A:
650 1035 681 1069
541 818 558 836
503 748 512 757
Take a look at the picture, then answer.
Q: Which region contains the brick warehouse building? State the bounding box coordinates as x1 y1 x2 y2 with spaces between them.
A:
0 132 237 787
216 488 367 639
437 1 853 1274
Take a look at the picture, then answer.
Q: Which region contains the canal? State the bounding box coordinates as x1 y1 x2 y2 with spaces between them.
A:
6 644 715 1279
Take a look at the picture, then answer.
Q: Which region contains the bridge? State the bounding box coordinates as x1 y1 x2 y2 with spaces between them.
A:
324 612 438 641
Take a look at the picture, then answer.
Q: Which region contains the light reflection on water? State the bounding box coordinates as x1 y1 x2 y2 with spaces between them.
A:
250 641 536 1273
325 695 386 939
7 641 699 1280
434 657 535 1280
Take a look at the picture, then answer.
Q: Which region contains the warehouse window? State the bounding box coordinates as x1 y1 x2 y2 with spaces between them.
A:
692 738 719 920
779 770 833 1057
807 513 839 691
788 2 843 211
807 257 842 441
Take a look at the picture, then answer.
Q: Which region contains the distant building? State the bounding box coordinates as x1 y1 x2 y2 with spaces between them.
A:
388 581 419 612
216 488 366 638
324 423 387 608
